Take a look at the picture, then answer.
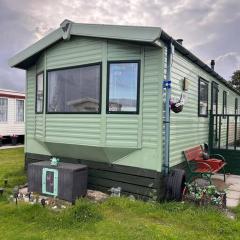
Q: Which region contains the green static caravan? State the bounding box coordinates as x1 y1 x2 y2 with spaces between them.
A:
9 20 240 200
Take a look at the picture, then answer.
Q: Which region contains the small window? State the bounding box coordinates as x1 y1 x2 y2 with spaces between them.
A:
36 72 44 113
198 78 209 117
211 82 218 114
0 98 8 122
16 99 24 122
235 98 238 115
47 63 101 113
107 61 140 113
223 91 227 116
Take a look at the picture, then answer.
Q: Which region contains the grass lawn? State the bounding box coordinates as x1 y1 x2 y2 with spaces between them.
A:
0 148 240 240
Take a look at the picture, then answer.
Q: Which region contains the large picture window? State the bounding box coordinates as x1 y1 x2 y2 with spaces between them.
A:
16 99 24 122
198 78 209 117
47 63 101 113
36 72 44 113
223 91 227 116
0 98 8 122
107 61 140 113
211 82 218 114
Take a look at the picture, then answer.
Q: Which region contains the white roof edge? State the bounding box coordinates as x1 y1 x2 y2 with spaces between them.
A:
0 88 25 96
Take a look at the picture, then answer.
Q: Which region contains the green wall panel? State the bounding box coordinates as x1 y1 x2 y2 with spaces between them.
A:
25 37 164 171
25 35 239 172
169 50 240 167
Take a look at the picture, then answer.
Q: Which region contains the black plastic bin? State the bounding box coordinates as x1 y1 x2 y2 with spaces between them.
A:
28 161 88 203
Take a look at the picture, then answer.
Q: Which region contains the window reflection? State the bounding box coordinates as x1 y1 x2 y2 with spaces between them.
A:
199 78 208 117
36 73 44 113
108 62 139 113
47 64 101 113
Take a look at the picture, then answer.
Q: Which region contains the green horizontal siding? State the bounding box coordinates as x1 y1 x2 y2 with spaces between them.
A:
107 41 141 60
106 115 139 147
35 115 44 140
142 47 162 149
45 115 102 145
25 35 240 173
25 37 164 171
46 37 103 69
26 67 35 138
170 50 240 167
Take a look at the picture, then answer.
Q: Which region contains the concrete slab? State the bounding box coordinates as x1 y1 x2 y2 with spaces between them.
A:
227 198 240 208
227 174 240 179
226 190 240 199
0 145 24 150
226 176 240 185
212 174 226 181
228 184 240 192
213 174 240 208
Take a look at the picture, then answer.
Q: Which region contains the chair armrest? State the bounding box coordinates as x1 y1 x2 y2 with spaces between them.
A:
189 160 212 172
209 154 226 162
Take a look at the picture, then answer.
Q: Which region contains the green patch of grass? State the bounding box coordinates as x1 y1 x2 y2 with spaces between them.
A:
0 148 26 189
0 148 240 239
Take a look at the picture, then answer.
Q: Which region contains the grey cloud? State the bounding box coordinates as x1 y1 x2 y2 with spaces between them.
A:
215 52 240 79
0 0 239 92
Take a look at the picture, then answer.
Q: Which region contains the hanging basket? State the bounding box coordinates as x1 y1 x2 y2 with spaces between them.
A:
171 102 184 113
170 94 184 113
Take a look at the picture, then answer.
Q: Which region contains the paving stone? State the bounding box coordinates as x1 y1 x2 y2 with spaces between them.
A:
212 174 225 181
226 190 240 199
228 184 240 192
213 174 240 208
227 198 240 208
226 176 240 185
19 187 28 195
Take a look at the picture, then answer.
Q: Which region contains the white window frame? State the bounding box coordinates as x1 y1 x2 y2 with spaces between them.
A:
16 99 25 123
0 97 8 123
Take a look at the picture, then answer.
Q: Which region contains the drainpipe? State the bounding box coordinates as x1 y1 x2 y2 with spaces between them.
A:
163 39 174 176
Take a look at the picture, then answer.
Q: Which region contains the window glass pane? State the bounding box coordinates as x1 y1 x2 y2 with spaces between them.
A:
223 91 227 115
212 84 218 114
0 98 8 122
199 79 208 116
36 73 44 113
16 100 24 122
47 64 101 113
108 62 139 113
235 98 238 114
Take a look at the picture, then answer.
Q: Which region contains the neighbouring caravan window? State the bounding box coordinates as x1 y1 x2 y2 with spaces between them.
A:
0 98 8 122
16 99 24 122
47 63 101 113
235 98 238 114
107 61 140 113
223 91 227 116
36 72 44 113
198 78 209 117
211 82 218 114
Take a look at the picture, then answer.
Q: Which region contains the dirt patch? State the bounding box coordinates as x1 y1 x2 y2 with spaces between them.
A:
86 190 109 202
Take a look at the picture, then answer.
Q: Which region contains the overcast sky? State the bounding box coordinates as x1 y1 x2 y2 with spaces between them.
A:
1 0 240 92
